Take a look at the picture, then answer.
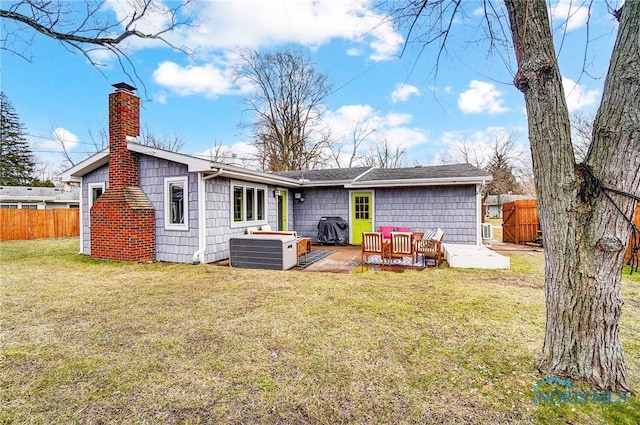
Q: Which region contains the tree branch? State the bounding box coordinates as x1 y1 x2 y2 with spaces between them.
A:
1 0 193 98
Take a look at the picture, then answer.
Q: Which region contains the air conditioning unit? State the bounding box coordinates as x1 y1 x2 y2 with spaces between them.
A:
481 223 493 240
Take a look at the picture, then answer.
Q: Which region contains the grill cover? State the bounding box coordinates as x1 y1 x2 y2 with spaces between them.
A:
317 216 348 245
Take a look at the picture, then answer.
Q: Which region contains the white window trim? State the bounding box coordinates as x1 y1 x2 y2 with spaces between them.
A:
164 176 189 231
230 180 268 228
88 182 106 210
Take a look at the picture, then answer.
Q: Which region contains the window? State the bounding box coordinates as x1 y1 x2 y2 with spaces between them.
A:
231 181 267 227
354 195 370 220
0 204 18 209
233 186 243 222
164 176 189 230
256 189 265 220
21 204 38 210
246 187 254 221
88 182 105 210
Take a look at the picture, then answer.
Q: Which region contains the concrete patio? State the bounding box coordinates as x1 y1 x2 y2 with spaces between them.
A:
443 243 510 269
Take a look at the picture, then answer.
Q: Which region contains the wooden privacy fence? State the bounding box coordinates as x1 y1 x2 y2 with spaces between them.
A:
501 200 640 256
502 199 539 244
0 209 79 241
626 205 640 263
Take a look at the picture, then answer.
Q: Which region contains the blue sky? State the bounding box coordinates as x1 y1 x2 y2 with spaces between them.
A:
0 0 622 177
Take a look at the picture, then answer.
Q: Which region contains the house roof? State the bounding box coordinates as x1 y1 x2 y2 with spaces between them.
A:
276 163 491 187
276 166 371 182
61 140 301 187
60 141 491 188
361 164 488 181
275 167 373 186
0 186 79 203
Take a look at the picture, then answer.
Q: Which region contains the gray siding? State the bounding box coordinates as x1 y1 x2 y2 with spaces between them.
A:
288 185 478 244
80 155 478 263
81 165 109 255
202 177 281 263
374 185 478 244
289 187 350 241
204 177 238 263
139 156 199 263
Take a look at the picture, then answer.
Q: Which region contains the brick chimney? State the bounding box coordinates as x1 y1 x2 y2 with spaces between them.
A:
90 83 155 262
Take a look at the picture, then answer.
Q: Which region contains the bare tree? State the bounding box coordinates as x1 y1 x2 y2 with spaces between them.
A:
139 124 184 152
392 0 639 391
483 133 524 195
456 139 484 169
362 137 407 168
570 111 595 163
1 0 192 94
330 116 376 168
235 48 333 172
438 131 528 195
46 126 79 168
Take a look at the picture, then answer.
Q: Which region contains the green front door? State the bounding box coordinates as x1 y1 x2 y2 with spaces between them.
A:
351 192 373 244
276 190 287 231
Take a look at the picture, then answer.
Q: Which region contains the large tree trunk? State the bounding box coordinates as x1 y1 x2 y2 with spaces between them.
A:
504 0 640 391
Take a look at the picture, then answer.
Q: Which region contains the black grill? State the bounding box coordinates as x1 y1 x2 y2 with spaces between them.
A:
317 216 348 245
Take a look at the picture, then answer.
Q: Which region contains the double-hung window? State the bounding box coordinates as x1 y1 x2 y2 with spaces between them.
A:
165 176 188 230
88 182 105 210
231 181 266 227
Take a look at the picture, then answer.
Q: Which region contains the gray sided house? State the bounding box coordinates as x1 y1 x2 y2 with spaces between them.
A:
279 166 490 246
62 84 492 264
0 185 79 209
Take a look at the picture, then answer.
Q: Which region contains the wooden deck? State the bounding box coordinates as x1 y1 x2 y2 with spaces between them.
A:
302 244 428 273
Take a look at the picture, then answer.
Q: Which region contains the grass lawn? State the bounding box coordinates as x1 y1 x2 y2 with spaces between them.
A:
1 238 639 424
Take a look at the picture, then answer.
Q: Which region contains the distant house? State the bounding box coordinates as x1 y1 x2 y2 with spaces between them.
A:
61 83 492 264
484 194 534 219
0 186 79 210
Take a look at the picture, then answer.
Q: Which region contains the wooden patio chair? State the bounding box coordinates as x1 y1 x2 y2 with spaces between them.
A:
416 228 444 266
361 232 386 265
389 232 416 265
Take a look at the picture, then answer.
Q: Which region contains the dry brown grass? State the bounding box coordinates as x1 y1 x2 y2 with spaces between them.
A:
1 238 638 424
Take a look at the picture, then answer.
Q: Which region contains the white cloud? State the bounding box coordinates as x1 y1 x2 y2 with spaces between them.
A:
391 83 420 103
549 0 589 32
322 104 428 166
154 92 168 104
106 0 173 38
458 80 508 115
152 61 236 98
107 0 402 63
432 127 528 167
37 127 79 152
562 77 600 111
30 128 81 174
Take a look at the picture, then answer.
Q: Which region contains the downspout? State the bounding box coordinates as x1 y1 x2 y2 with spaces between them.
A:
79 177 84 254
476 181 485 245
192 168 223 264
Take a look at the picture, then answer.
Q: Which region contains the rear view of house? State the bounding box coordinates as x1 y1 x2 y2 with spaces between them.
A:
62 83 492 264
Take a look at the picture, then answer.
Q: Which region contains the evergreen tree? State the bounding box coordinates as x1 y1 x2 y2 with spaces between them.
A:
0 92 35 186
